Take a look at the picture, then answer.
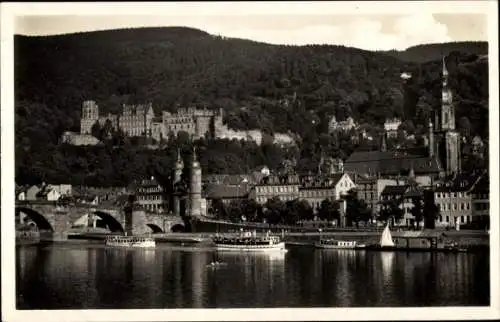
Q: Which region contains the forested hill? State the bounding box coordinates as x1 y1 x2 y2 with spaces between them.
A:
14 27 489 186
383 41 488 63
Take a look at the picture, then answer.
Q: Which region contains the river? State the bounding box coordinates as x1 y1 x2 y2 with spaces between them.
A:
16 242 489 309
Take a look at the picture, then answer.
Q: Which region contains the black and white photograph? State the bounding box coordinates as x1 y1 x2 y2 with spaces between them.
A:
1 1 499 321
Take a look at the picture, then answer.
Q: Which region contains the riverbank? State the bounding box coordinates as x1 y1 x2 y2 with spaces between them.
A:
16 230 490 249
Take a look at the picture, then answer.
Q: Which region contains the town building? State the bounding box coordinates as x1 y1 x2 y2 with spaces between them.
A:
51 184 72 197
36 185 61 201
434 172 486 228
380 183 423 227
471 174 489 224
344 146 443 185
355 178 402 215
250 174 301 205
204 184 250 209
298 173 355 213
135 176 167 213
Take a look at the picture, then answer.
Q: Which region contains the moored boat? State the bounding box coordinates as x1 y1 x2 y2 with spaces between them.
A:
315 239 366 249
366 224 468 252
105 235 156 248
212 230 286 252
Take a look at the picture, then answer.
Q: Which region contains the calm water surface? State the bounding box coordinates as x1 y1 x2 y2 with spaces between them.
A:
16 242 489 309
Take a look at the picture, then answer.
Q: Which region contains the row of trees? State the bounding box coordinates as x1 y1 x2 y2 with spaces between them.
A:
208 189 441 229
209 192 439 229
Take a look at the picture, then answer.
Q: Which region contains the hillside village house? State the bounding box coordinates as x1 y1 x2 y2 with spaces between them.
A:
328 116 358 134
434 172 487 228
384 118 402 138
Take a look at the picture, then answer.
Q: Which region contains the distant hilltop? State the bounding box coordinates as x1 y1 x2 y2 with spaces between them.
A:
382 41 488 63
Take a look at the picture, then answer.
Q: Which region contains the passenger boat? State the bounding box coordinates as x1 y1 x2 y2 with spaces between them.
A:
212 230 286 252
105 234 156 248
315 239 366 249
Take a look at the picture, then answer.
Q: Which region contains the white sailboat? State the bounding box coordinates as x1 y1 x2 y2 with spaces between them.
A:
380 224 395 248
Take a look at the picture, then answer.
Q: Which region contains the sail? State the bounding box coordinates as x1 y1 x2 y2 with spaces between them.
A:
380 224 395 247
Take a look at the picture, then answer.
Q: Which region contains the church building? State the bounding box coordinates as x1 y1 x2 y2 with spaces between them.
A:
429 56 461 176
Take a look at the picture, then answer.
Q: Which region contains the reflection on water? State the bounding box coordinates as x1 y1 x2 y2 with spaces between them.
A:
16 244 490 309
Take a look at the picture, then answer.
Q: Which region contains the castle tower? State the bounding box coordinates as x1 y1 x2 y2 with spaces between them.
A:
189 146 203 217
173 149 184 216
80 100 99 135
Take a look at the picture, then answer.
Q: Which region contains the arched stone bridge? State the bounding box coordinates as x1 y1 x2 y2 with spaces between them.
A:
15 201 186 241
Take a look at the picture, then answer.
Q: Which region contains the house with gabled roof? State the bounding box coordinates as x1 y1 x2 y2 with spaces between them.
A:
36 185 61 201
434 171 486 228
380 182 423 227
297 173 356 213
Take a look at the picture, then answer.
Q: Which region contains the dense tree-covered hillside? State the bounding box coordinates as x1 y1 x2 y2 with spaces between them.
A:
14 27 489 186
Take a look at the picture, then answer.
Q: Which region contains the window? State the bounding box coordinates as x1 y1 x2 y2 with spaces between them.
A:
461 216 465 223
446 216 449 223
460 203 464 210
453 204 457 211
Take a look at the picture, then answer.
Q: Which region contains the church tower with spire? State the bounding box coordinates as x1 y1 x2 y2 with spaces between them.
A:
189 146 203 217
433 56 461 176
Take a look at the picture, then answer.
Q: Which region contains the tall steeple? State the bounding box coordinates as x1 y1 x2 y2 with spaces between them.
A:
441 56 455 131
428 119 434 157
380 133 387 152
439 55 460 175
189 146 202 217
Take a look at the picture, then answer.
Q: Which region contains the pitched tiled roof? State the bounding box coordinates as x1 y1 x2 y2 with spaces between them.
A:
472 174 489 193
435 172 485 192
403 184 423 198
345 150 442 176
204 184 249 199
381 185 408 195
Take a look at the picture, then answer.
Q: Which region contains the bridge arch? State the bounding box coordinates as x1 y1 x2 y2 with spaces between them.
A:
171 223 186 232
94 211 124 233
16 207 54 231
146 224 164 233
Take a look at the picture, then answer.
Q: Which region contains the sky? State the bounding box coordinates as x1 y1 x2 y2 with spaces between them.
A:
13 2 490 51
